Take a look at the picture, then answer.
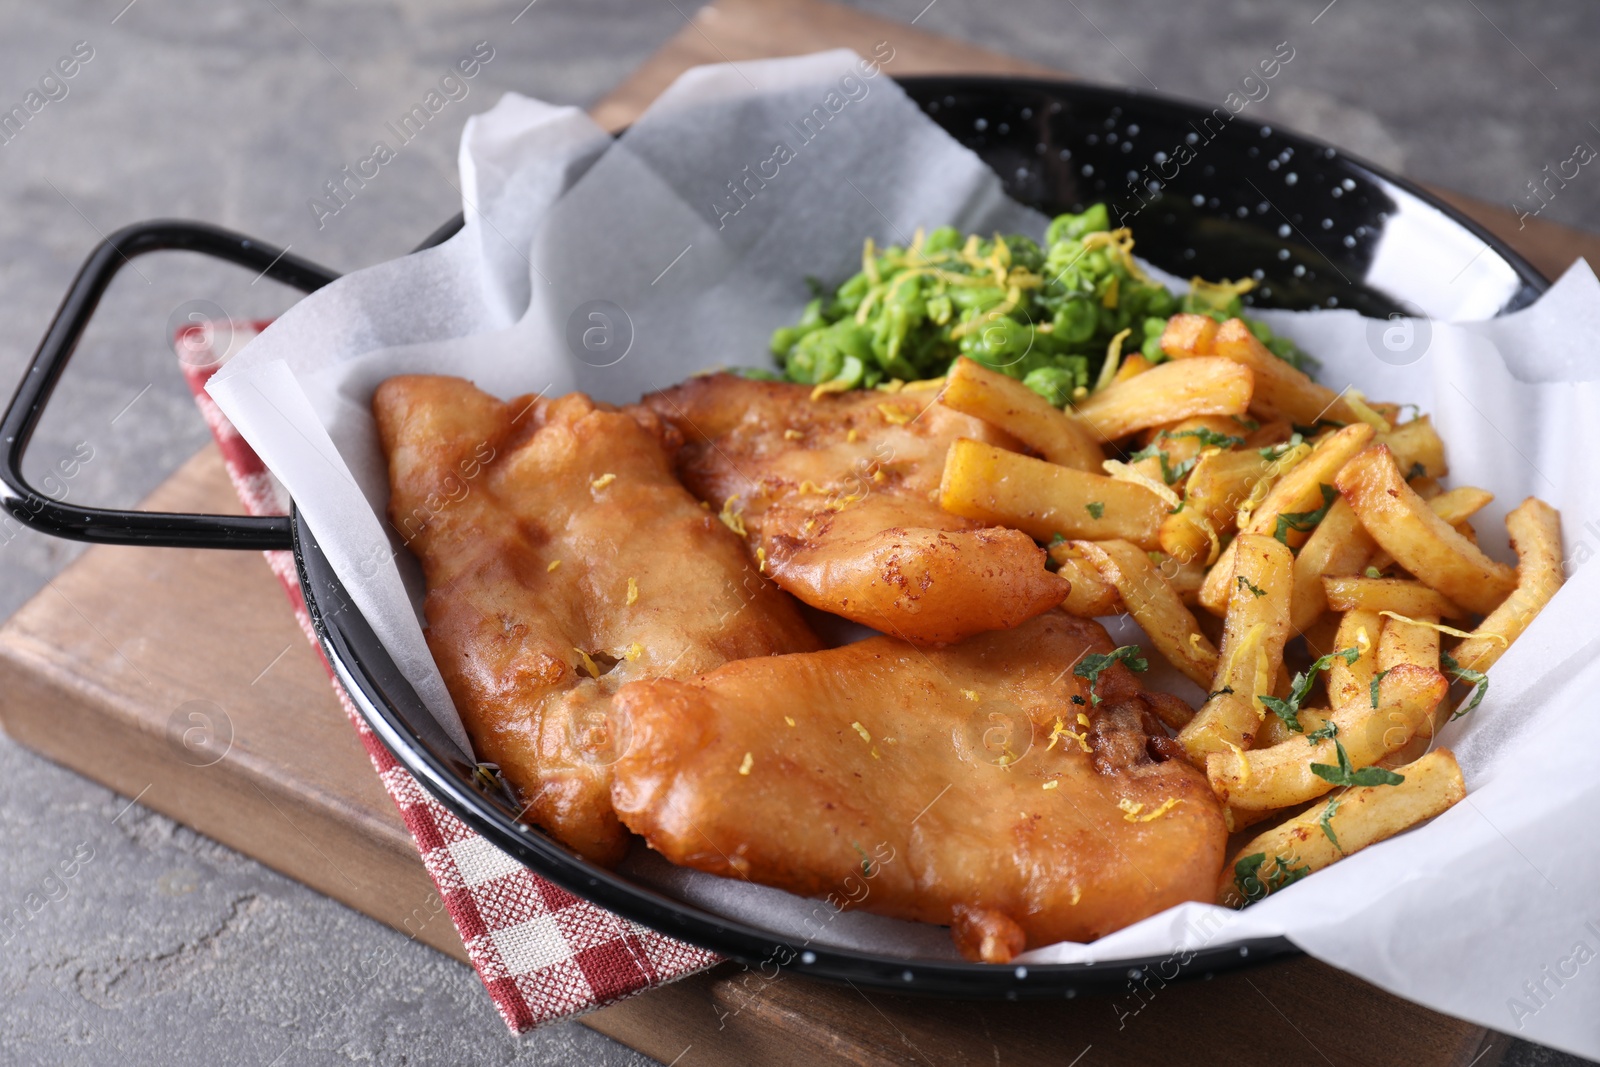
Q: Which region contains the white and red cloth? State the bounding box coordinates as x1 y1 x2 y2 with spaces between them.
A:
178 323 718 1032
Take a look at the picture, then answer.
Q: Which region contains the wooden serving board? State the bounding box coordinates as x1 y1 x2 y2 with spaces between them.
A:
6 0 1597 1062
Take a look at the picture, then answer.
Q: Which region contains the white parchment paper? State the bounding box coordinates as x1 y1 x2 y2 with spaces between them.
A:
207 51 1600 1056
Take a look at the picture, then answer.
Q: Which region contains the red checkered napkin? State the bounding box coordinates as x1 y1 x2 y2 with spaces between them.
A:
178 323 719 1032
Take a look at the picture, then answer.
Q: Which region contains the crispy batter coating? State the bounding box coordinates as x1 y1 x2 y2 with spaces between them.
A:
611 612 1224 960
642 374 1068 646
374 375 818 865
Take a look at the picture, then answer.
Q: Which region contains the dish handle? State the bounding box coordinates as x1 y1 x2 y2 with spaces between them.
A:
0 220 339 550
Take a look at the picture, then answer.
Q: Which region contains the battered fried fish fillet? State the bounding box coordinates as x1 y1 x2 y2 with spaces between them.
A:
642 374 1067 646
374 375 819 865
610 611 1225 961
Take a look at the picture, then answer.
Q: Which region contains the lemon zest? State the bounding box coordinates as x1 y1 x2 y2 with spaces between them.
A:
1222 739 1251 785
784 716 795 727
1042 780 1059 790
1046 717 1067 751
1092 328 1133 393
624 642 644 662
590 472 616 490
738 752 753 776
1378 610 1507 645
718 496 747 537
1102 459 1181 511
1344 389 1392 434
1132 797 1182 822
810 377 855 401
877 402 914 426
547 560 562 573
851 721 872 743
626 577 639 607
1218 622 1267 706
573 648 602 679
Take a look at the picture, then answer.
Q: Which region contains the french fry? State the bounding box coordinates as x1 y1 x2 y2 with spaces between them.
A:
1327 609 1381 709
1199 423 1375 614
1409 476 1443 501
1191 318 1359 426
1127 415 1243 486
1322 577 1466 620
1224 805 1283 835
1429 486 1494 524
1178 534 1292 763
1300 612 1344 660
1158 448 1275 565
1112 353 1152 383
1047 542 1122 617
1073 358 1254 442
1451 497 1565 673
1377 416 1448 480
1288 498 1376 633
1257 705 1330 749
1336 445 1516 616
1242 419 1295 451
1215 748 1466 907
1158 313 1219 358
1206 664 1448 811
1377 612 1440 672
938 358 1105 472
1075 539 1219 688
1155 552 1208 605
1367 485 1493 574
939 438 1166 548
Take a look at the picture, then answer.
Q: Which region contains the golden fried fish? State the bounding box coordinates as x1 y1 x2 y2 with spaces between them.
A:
642 374 1068 646
374 375 819 865
610 611 1225 961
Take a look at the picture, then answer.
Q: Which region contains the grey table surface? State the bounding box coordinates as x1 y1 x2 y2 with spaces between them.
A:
0 1 1594 1064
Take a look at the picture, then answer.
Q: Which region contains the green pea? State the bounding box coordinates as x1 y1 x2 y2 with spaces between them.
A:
1022 367 1076 406
1054 299 1098 344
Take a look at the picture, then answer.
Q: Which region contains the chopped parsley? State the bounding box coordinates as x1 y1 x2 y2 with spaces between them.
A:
1273 484 1339 545
1073 645 1148 706
1258 433 1305 461
1363 566 1383 578
1306 719 1339 744
1309 738 1405 788
1258 647 1359 733
1207 685 1235 701
1049 532 1066 545
1127 443 1197 485
1405 461 1426 480
1162 427 1245 450
1317 794 1343 852
1085 501 1105 519
1237 575 1268 598
1291 418 1347 436
1369 667 1392 709
1231 851 1311 906
1231 415 1262 432
1071 694 1087 707
1441 650 1489 718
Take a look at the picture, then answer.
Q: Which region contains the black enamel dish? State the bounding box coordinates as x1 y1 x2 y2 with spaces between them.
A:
0 75 1547 999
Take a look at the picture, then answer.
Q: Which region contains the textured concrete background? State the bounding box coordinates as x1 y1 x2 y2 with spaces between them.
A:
0 1 1594 1064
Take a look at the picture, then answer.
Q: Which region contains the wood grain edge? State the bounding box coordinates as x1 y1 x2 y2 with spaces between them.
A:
0 629 469 965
